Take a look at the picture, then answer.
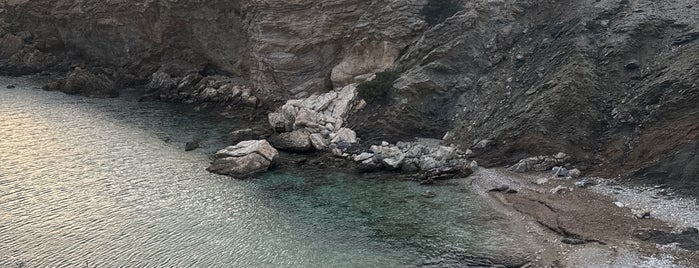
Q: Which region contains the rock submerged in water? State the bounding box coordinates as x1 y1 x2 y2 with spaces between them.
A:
207 140 278 179
185 141 200 151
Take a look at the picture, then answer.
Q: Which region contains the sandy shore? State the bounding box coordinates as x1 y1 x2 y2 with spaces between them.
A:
465 167 699 267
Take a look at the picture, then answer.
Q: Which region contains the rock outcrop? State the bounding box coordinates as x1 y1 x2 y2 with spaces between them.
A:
43 68 117 97
207 140 278 178
267 84 361 152
349 139 474 181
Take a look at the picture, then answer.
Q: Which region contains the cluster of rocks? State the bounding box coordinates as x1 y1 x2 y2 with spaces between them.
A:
0 31 59 76
508 152 571 173
347 139 475 182
43 67 117 97
206 140 278 178
267 84 362 152
147 71 259 108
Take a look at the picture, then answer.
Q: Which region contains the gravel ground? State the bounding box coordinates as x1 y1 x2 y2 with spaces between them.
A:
466 168 699 267
590 180 699 229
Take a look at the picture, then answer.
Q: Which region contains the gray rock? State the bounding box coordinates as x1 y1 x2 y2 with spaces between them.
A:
569 168 582 178
433 146 456 161
509 154 567 173
185 141 200 151
418 155 439 170
552 166 569 177
148 71 176 92
208 140 278 178
6 84 16 89
469 160 479 171
227 128 259 145
214 140 278 162
379 146 405 169
421 190 436 198
309 133 328 150
61 68 117 97
331 127 357 144
207 153 271 179
535 177 549 185
268 130 313 152
550 185 569 194
633 209 651 219
472 139 494 150
489 185 510 192
574 180 586 188
177 73 203 92
353 152 374 162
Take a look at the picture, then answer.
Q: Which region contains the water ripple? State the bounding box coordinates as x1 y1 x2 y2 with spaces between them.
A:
0 76 522 267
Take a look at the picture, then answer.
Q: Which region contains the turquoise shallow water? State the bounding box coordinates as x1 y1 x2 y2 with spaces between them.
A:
0 76 514 267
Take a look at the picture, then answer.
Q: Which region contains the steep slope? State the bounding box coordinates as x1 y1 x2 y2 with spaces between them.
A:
388 0 699 194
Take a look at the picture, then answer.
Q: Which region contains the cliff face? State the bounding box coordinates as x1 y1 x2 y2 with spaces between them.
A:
0 0 247 82
1 0 697 193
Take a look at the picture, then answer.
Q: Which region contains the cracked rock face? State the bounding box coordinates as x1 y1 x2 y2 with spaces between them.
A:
208 140 278 178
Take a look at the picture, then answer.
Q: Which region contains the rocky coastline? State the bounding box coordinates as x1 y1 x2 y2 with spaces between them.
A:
2 0 698 266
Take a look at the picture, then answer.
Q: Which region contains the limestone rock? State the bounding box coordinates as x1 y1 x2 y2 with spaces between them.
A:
331 128 357 144
268 130 313 152
208 140 278 178
330 39 400 87
379 146 405 169
309 133 329 150
508 153 569 173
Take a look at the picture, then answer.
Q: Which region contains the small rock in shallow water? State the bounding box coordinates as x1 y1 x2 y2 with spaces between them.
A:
421 190 436 198
185 141 200 151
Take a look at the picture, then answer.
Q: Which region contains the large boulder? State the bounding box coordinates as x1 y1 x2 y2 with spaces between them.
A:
267 84 361 152
268 84 358 135
53 68 117 97
268 130 313 152
147 71 176 93
207 140 278 178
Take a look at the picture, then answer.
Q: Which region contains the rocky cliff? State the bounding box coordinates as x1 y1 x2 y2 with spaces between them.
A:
1 0 697 193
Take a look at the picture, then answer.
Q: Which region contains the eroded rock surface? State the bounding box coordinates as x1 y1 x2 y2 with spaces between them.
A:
207 140 278 178
268 84 361 153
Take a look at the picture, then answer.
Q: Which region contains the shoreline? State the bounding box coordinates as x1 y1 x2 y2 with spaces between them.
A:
4 75 698 267
466 167 699 267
